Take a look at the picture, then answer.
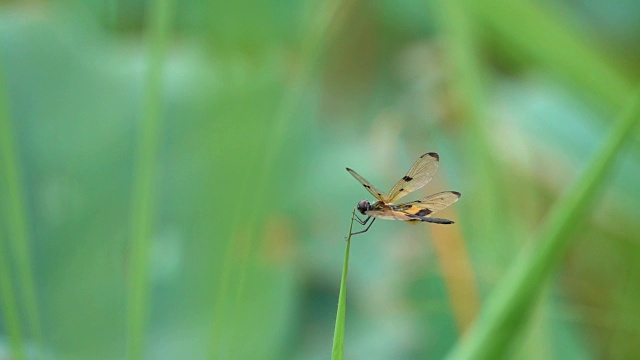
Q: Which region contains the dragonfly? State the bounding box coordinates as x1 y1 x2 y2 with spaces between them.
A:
346 152 461 236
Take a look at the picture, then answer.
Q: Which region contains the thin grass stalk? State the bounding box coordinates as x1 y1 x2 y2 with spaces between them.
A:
126 0 174 358
331 209 355 360
446 87 640 359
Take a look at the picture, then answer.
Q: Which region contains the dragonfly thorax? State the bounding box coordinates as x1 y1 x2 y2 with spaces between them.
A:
357 200 372 215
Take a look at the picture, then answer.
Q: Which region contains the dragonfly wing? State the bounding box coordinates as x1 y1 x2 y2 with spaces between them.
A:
386 152 440 204
346 167 389 202
393 191 461 217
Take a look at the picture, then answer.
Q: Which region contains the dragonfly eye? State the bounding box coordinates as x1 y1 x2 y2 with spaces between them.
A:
357 200 370 215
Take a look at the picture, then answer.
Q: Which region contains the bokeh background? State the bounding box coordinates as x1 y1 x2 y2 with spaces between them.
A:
1 0 640 359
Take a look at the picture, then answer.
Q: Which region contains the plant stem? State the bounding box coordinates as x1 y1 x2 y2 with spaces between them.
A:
331 209 355 360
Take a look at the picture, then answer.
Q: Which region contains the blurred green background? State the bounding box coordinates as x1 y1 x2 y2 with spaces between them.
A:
1 0 640 359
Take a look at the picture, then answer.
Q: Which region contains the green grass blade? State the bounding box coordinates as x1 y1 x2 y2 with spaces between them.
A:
331 209 356 360
446 87 640 360
126 0 174 358
0 63 35 360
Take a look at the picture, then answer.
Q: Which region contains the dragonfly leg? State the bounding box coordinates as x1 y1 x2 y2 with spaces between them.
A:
350 218 376 236
353 213 370 225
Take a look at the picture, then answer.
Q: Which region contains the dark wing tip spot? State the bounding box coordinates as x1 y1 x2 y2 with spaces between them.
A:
402 175 413 181
398 188 404 192
346 167 352 171
363 184 371 188
426 152 439 161
452 191 461 197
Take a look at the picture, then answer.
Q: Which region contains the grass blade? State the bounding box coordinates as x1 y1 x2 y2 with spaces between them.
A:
446 87 640 359
0 63 35 360
126 0 174 358
331 209 356 360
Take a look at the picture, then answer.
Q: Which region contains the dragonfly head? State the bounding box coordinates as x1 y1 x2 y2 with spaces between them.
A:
357 200 371 215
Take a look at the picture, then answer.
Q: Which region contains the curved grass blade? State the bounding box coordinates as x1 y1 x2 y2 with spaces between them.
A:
331 209 356 360
446 87 640 359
